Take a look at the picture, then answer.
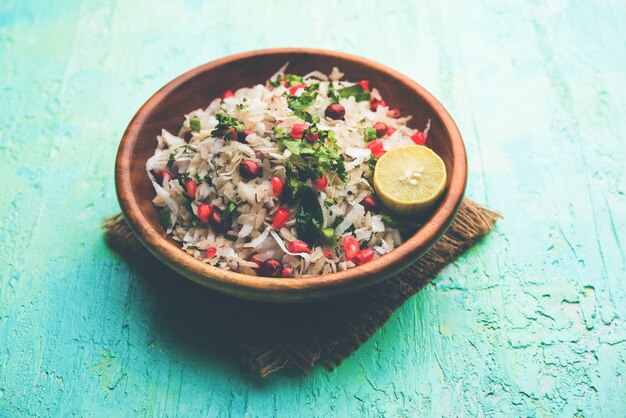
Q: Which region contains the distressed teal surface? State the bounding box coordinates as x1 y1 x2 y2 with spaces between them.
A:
1 0 625 416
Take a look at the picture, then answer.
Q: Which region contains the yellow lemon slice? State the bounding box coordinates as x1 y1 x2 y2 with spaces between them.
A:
373 145 447 215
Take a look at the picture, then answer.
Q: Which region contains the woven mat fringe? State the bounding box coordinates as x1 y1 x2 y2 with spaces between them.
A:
103 198 500 376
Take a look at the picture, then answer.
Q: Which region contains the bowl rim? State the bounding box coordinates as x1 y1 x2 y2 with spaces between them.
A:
115 48 467 302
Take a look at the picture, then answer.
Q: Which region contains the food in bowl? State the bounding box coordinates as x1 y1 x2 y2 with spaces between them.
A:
146 66 446 277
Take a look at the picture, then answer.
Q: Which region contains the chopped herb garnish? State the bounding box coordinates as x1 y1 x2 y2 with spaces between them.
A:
287 83 319 111
367 154 378 170
295 187 324 245
364 127 377 142
279 124 347 183
284 74 304 86
323 198 336 208
268 74 283 87
222 202 238 222
337 84 371 102
190 116 201 132
159 209 173 229
327 82 339 104
211 112 243 138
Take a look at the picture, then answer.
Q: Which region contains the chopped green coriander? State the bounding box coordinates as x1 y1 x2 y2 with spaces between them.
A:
284 73 304 86
327 82 339 104
323 198 336 208
211 112 243 138
337 84 371 102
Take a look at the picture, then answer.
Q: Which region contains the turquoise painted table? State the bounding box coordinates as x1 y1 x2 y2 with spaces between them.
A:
1 0 625 416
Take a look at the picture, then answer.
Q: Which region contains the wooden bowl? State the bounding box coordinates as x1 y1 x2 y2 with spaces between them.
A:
115 48 467 303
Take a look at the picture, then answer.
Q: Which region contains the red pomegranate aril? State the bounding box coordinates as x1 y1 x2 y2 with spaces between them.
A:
386 109 401 118
371 99 388 111
367 140 386 158
271 176 284 196
323 250 334 258
249 254 264 268
156 169 173 184
386 126 397 136
184 180 197 197
205 247 217 258
223 126 238 140
259 259 282 277
289 83 307 95
209 209 230 232
238 129 255 142
305 132 319 142
361 197 380 213
197 203 213 223
373 122 387 138
312 176 327 191
411 131 427 145
273 207 290 228
287 240 311 254
356 80 370 91
343 236 360 261
325 103 346 120
354 248 375 265
291 123 307 139
222 89 234 99
281 267 293 277
239 159 262 179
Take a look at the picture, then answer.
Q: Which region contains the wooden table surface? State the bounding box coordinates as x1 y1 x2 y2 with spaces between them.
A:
1 0 625 416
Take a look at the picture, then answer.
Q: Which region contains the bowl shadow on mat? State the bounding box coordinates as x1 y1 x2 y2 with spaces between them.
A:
122 249 420 381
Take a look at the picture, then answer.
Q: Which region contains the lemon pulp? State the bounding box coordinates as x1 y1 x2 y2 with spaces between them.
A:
373 145 447 215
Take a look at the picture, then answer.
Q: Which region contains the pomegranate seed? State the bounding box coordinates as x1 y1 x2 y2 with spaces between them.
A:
343 236 360 261
287 240 311 254
238 129 255 142
259 259 282 277
184 180 197 197
273 207 290 228
354 248 375 265
304 132 319 142
386 126 397 136
371 99 388 111
239 159 262 179
373 122 387 138
281 267 293 277
290 123 307 139
155 169 173 184
411 131 426 145
249 254 264 268
271 177 284 195
312 176 327 191
361 197 380 213
222 89 234 99
323 250 334 258
367 140 386 158
223 126 238 140
356 80 370 91
289 83 307 95
386 109 401 118
205 247 217 258
209 209 230 232
197 203 213 223
325 103 346 120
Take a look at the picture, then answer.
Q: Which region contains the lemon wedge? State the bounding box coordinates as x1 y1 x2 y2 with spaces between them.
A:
373 145 447 215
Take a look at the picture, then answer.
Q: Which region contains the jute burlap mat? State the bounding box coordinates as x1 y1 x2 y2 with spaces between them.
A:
103 198 499 376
